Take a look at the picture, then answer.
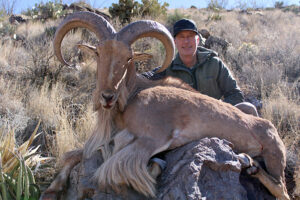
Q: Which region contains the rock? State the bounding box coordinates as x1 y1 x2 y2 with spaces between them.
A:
199 29 211 39
9 14 27 24
205 36 230 52
61 138 275 200
198 30 230 53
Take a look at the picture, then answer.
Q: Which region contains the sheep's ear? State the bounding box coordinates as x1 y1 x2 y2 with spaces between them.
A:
76 44 98 56
132 52 153 62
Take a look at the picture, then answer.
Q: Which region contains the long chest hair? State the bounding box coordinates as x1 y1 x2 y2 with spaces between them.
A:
83 83 129 160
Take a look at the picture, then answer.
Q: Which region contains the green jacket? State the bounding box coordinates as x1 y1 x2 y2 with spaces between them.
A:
144 47 244 105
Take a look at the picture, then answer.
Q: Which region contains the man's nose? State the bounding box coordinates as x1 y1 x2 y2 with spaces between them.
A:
183 37 190 42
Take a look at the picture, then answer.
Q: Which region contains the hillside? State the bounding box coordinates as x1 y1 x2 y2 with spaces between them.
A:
0 4 299 199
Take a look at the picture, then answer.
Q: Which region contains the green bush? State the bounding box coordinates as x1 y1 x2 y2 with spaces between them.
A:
282 5 300 14
138 0 169 18
0 8 6 20
109 0 139 24
207 0 227 10
0 22 16 37
275 1 284 8
109 0 169 24
23 0 66 21
206 0 223 21
166 9 190 27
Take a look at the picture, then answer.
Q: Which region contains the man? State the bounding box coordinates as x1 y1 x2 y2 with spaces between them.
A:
144 19 258 116
147 19 259 173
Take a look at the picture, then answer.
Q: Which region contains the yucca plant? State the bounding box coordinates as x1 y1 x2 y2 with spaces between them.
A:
0 120 50 200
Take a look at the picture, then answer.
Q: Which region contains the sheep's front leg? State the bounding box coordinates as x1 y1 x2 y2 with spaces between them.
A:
95 133 175 198
112 129 135 155
237 153 290 200
40 149 83 200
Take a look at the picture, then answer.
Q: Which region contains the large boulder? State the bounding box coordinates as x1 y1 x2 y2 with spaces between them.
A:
61 137 275 200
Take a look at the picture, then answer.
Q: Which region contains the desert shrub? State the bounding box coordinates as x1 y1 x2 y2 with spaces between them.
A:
206 0 223 21
166 9 190 27
138 0 169 18
109 0 139 24
0 22 16 36
275 1 284 8
44 26 57 38
22 37 63 87
282 5 300 14
207 0 227 10
109 0 169 24
23 0 66 21
0 8 5 19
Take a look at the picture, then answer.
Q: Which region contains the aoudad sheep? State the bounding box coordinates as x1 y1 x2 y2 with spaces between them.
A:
41 11 290 200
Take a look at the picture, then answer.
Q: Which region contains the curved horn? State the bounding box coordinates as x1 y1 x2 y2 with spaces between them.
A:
53 11 116 66
116 20 175 73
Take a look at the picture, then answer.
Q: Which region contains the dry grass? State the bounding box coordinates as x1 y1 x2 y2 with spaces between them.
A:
0 7 299 197
261 85 299 147
0 78 29 134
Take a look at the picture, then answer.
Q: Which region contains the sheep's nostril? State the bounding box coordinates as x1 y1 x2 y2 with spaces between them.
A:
102 93 114 102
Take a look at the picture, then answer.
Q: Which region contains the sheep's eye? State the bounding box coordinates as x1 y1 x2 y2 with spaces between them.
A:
127 57 132 63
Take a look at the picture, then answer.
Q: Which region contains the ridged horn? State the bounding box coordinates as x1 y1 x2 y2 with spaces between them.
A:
116 20 175 73
53 11 116 66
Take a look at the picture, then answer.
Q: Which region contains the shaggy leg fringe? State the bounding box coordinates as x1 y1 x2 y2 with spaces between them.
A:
94 137 157 197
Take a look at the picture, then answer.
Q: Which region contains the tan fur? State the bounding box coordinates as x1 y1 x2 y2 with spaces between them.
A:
93 82 289 200
112 129 135 155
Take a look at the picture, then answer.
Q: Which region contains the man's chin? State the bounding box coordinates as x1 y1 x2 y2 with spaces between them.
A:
180 51 196 56
179 47 195 53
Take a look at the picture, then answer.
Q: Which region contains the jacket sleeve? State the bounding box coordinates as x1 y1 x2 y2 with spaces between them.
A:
217 59 244 105
141 66 167 80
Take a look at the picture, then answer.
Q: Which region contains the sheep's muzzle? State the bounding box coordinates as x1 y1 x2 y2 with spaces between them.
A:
100 91 118 109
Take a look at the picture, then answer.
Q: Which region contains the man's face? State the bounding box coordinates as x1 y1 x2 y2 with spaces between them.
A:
174 30 199 57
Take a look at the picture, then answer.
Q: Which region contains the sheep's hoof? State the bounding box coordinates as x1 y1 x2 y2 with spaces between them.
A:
237 153 260 175
237 153 251 168
246 165 259 175
150 158 167 170
148 158 167 178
